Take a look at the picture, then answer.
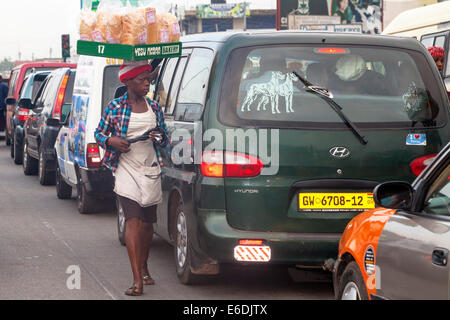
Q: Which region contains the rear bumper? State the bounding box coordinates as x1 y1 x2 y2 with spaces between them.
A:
78 166 114 197
194 208 341 266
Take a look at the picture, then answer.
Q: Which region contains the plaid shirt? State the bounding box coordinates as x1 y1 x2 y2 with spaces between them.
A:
94 92 168 172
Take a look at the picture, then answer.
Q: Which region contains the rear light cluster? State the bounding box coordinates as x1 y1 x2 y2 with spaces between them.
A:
201 151 264 178
410 154 437 177
86 143 101 168
52 75 69 121
18 108 29 122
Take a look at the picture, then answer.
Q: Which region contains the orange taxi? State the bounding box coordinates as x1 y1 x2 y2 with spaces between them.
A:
333 142 450 300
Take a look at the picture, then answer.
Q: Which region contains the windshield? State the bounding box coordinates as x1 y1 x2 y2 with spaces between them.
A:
219 45 446 129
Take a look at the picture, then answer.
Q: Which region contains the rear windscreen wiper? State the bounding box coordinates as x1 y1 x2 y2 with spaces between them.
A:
292 71 368 145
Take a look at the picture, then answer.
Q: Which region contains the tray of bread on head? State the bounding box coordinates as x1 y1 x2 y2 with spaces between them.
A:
77 2 182 60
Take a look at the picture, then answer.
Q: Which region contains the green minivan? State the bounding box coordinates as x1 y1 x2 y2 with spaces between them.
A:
118 31 450 284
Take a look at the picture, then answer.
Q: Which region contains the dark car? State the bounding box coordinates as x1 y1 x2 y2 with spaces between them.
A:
333 142 450 300
22 67 76 185
5 62 76 146
9 71 50 164
123 31 449 284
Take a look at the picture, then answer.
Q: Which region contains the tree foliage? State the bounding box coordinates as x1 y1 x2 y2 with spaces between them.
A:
0 58 14 73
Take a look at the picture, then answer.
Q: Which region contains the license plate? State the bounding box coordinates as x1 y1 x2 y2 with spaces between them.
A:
298 192 375 212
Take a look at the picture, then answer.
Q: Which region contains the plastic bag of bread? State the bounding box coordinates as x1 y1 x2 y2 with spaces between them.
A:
79 9 96 41
92 9 108 43
121 7 147 45
144 7 158 44
155 13 171 44
165 13 181 43
105 10 124 44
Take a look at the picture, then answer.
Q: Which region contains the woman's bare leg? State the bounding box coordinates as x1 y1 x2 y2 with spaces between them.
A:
125 217 143 291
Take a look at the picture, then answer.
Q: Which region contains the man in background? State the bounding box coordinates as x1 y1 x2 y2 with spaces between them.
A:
0 75 9 132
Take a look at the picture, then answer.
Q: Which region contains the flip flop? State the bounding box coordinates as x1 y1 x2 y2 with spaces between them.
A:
125 285 143 296
143 275 155 286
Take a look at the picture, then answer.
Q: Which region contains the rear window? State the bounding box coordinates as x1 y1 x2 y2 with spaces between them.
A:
20 76 47 101
219 45 446 129
102 65 121 112
61 71 76 123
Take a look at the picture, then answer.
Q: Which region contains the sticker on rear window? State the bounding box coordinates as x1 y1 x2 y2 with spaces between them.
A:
406 133 426 146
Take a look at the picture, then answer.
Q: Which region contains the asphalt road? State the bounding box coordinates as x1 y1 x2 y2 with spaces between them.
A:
0 139 334 301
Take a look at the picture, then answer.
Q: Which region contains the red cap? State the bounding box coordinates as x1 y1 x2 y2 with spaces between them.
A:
119 61 152 83
427 46 445 58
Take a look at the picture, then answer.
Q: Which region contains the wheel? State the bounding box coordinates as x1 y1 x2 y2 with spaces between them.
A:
76 175 97 214
116 198 126 246
337 261 369 300
13 132 23 165
22 139 38 175
10 132 14 158
5 131 10 146
38 148 56 185
56 165 72 199
173 198 198 285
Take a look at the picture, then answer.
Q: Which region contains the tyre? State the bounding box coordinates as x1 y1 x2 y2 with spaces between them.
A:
13 132 23 165
116 197 126 246
38 148 56 185
10 132 14 158
337 261 369 300
22 139 38 175
173 198 198 285
76 175 97 214
56 166 72 199
5 131 10 146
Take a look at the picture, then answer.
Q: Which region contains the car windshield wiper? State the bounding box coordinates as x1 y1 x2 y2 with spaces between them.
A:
292 71 368 145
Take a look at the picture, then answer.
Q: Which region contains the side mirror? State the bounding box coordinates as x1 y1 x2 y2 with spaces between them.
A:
5 97 16 105
18 98 34 109
46 118 60 127
374 181 414 210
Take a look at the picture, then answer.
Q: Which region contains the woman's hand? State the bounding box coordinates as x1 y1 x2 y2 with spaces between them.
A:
149 130 163 143
107 136 130 153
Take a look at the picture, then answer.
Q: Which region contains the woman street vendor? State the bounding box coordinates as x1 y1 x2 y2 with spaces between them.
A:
95 60 168 296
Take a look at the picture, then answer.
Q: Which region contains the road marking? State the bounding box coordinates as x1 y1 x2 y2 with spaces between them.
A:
41 220 119 300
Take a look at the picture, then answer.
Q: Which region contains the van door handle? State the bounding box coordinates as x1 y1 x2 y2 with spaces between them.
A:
432 248 448 266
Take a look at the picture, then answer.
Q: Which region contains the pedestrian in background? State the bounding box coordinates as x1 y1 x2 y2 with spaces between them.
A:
94 61 168 296
0 75 9 132
428 46 445 74
427 46 449 99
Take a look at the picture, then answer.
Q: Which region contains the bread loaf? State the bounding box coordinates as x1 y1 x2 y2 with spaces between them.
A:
166 13 181 43
106 11 123 44
92 11 107 42
79 10 96 41
145 7 158 44
121 8 147 45
155 13 170 44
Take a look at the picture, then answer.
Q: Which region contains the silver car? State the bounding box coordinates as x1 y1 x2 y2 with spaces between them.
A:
334 142 450 300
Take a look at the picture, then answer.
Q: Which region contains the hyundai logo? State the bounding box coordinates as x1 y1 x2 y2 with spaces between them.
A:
329 147 350 158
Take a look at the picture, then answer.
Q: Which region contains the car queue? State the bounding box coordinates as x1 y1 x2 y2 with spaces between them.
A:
2 30 450 300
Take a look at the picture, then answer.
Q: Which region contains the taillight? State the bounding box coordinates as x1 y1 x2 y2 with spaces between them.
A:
410 154 437 176
239 239 264 246
52 75 69 121
86 143 101 168
201 151 264 178
18 108 29 122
